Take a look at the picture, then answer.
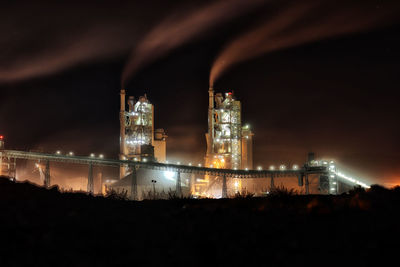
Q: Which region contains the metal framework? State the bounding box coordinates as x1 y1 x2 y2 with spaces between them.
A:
212 92 242 169
207 89 243 170
124 95 153 159
0 149 369 198
0 149 324 177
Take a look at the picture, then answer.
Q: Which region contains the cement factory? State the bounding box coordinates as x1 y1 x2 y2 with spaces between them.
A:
0 87 371 199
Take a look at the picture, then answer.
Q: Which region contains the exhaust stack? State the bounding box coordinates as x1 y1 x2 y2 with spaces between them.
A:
208 86 214 152
119 89 126 178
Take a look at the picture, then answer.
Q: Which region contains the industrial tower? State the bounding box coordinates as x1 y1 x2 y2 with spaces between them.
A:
202 87 253 196
205 87 253 170
119 89 167 178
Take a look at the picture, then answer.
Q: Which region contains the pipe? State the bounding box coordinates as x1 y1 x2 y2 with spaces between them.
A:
119 89 126 178
208 87 214 155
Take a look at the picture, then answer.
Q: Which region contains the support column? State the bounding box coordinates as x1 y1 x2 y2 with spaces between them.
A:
270 174 275 191
87 163 94 194
189 173 195 196
222 174 227 198
97 170 103 195
44 160 50 188
9 157 17 181
298 173 304 186
305 173 310 195
176 171 182 197
130 167 137 200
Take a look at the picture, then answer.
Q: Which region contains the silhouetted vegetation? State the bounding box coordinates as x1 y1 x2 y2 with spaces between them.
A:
1 176 400 266
233 188 255 198
269 185 297 196
105 187 129 201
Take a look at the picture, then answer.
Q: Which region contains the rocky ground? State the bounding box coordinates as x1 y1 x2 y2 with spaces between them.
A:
0 176 399 266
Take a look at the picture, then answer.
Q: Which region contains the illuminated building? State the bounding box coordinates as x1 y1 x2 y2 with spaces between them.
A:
205 87 253 170
202 87 254 196
119 89 167 178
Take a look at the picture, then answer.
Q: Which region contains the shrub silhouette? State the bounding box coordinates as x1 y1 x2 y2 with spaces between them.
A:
105 187 129 201
269 185 297 197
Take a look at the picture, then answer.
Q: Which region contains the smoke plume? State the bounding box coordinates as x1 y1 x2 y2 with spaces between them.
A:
121 0 267 88
209 0 400 86
0 1 159 83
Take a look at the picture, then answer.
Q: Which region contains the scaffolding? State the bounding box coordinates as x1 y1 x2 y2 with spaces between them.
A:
202 88 254 197
119 90 167 179
212 92 242 170
125 95 153 157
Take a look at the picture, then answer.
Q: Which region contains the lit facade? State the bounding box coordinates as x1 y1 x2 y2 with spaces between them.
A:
119 90 167 178
201 87 253 196
205 87 253 170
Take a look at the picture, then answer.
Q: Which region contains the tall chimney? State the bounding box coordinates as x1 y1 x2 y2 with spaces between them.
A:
120 89 126 112
208 87 214 154
208 86 214 110
119 89 126 178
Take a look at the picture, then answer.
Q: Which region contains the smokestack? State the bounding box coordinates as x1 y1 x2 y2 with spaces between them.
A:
208 86 214 110
119 89 126 178
120 89 126 112
208 86 214 154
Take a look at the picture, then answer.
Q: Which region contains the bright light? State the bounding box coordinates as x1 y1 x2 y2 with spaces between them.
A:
198 163 202 167
143 158 147 162
177 162 180 165
279 165 286 170
245 168 249 171
269 165 275 170
234 181 239 188
335 171 370 188
56 150 61 155
257 166 262 170
90 153 95 158
188 162 192 166
166 160 169 164
99 154 104 159
210 164 213 167
164 171 175 181
292 164 298 170
68 152 74 156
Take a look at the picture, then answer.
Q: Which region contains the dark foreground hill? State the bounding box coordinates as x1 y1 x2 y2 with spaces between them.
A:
1 176 399 267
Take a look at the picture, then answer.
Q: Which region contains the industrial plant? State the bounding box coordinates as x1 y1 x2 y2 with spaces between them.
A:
118 89 167 177
107 87 256 198
0 87 371 199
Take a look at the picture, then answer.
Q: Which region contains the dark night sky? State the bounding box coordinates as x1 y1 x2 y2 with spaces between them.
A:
0 0 399 186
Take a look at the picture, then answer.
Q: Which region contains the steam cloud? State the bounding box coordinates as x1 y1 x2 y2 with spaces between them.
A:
121 0 267 88
0 1 155 83
209 0 400 86
0 0 266 84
